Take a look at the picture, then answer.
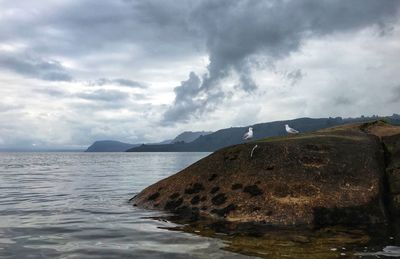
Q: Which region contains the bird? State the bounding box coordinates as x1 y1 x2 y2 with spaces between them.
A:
243 127 253 140
285 124 299 134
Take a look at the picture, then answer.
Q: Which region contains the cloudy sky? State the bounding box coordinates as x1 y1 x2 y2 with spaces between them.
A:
0 0 399 149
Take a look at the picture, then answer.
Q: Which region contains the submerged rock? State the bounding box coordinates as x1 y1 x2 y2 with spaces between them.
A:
131 121 400 227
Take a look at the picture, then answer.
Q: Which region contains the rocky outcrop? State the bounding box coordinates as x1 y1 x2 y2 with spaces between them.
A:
130 121 400 227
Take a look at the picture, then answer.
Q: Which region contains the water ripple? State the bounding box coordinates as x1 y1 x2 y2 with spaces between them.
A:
0 152 249 258
1 152 398 258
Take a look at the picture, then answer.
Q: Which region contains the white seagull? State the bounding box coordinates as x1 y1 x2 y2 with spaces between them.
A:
285 124 299 134
243 127 253 140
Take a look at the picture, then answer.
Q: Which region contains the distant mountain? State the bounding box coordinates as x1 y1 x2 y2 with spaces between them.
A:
155 139 173 145
85 140 139 152
171 131 213 143
127 115 400 152
0 148 84 152
85 139 175 152
85 132 209 152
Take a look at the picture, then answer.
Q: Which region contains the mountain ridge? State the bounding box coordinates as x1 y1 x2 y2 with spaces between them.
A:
172 131 213 143
127 115 400 152
85 131 212 152
85 140 139 152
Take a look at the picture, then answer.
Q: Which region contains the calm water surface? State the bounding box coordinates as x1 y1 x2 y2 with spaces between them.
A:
0 152 399 258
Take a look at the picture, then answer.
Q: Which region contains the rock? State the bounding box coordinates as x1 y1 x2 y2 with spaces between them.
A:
131 121 400 227
231 183 243 190
392 194 400 213
381 125 400 217
243 185 263 196
211 193 227 205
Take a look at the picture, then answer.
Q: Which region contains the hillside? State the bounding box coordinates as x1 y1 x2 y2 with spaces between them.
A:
127 115 400 152
85 131 211 152
172 131 213 143
85 140 139 152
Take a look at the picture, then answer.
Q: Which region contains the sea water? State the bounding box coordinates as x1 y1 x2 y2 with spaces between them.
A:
0 152 398 258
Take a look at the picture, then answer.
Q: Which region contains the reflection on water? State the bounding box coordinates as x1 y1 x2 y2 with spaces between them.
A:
157 216 400 258
356 246 400 257
0 152 399 258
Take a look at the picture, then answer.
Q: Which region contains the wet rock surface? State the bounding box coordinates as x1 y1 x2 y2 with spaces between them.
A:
131 121 400 227
382 132 400 217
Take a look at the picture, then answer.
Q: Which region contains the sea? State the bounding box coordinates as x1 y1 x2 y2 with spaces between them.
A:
0 152 399 258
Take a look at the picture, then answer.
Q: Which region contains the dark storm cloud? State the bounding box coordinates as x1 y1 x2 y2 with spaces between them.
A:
163 0 400 124
10 0 200 59
162 72 226 124
163 72 203 123
0 0 399 128
89 78 147 88
2 0 398 82
0 53 72 81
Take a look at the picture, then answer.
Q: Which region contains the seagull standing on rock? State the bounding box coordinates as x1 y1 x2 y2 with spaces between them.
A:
243 127 253 140
285 124 299 134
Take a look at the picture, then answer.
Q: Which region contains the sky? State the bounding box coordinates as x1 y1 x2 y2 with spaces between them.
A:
0 0 399 149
